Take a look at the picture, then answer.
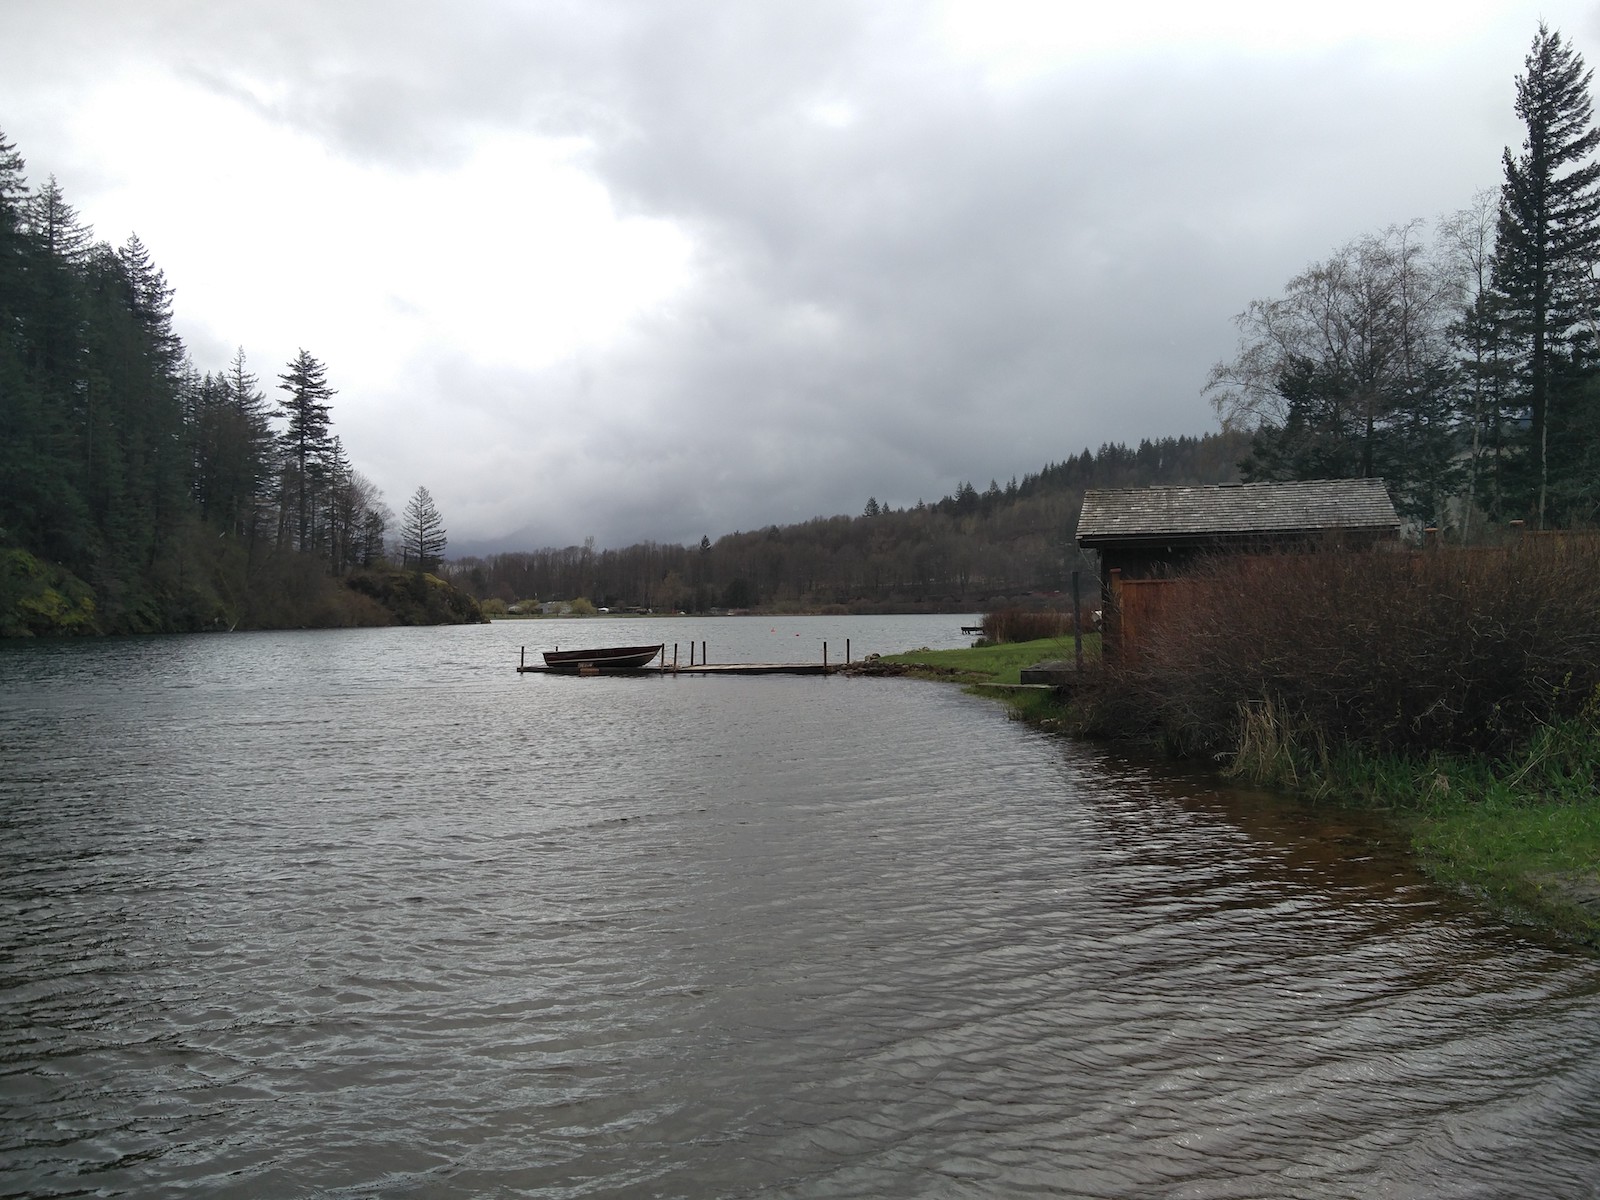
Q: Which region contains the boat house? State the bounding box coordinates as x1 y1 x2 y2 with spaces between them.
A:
1075 478 1401 657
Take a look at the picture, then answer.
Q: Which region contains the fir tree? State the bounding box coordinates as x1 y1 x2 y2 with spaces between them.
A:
225 348 276 543
1492 23 1600 526
0 127 26 246
118 233 182 377
25 175 92 264
399 485 447 573
277 349 336 551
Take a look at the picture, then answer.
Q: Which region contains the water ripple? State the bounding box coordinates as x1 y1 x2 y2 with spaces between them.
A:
2 623 1598 1197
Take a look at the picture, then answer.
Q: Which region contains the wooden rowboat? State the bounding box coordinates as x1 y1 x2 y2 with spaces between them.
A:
542 644 664 671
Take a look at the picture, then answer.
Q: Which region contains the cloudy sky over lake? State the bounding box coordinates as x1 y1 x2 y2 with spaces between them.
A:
4 0 1596 552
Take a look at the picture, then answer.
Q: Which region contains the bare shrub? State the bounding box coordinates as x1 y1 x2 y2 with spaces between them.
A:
981 608 1072 644
1085 536 1600 760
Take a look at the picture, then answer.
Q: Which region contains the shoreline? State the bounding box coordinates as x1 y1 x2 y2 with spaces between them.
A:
879 637 1600 949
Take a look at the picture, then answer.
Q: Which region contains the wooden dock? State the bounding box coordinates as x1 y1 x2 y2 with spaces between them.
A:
517 661 837 676
517 642 848 677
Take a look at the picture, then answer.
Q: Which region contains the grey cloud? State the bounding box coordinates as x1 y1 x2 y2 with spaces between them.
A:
1 0 1564 549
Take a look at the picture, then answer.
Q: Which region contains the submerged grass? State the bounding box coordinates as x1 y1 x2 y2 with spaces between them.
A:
1309 715 1600 942
1207 693 1600 942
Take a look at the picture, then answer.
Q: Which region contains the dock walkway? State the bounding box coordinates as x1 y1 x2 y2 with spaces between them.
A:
518 641 854 677
518 661 836 676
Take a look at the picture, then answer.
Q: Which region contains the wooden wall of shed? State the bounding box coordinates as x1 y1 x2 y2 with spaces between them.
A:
1096 545 1204 584
1105 569 1201 661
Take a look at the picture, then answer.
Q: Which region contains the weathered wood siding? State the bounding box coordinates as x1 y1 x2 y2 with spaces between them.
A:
1107 570 1199 660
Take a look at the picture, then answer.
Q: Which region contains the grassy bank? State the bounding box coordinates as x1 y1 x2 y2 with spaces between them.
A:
884 630 1600 946
877 634 1097 685
1307 718 1600 942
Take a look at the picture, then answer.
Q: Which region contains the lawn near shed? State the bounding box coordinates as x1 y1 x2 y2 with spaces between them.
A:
876 635 1098 686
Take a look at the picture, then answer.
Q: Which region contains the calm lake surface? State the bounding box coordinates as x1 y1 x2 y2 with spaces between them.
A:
3 615 1598 1198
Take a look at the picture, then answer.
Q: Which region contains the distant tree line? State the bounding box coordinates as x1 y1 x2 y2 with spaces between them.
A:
1209 24 1600 534
444 431 1250 612
0 127 445 633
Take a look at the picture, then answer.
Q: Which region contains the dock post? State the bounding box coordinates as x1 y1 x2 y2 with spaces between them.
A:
846 638 850 664
690 641 695 667
702 640 707 665
823 642 828 670
674 643 679 672
520 645 525 669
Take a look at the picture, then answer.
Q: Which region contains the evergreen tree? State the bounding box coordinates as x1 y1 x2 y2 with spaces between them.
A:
186 368 231 520
0 127 26 280
1240 356 1367 482
0 127 431 632
399 485 447 572
323 436 355 572
187 351 277 544
224 348 276 543
118 233 182 378
276 349 336 551
25 175 92 264
93 233 188 583
359 506 389 568
0 130 24 206
1492 23 1600 526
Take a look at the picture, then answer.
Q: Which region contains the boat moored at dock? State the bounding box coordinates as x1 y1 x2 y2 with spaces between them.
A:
539 644 665 672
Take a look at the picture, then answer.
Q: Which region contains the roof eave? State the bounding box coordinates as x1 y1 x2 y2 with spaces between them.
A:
1076 524 1401 548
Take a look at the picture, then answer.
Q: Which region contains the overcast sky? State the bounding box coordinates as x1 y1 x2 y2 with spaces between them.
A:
4 1 1597 553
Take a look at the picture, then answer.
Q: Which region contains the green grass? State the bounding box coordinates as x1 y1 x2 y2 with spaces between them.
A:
1411 797 1600 937
1264 722 1600 944
881 634 1098 686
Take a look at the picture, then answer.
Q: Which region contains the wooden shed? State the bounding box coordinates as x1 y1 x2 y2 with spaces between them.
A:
1075 478 1401 657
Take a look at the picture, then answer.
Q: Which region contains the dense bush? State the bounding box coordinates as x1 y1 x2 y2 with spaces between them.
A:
1081 536 1600 761
981 607 1078 643
343 569 486 626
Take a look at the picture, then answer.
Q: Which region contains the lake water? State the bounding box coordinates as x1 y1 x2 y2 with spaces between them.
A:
3 615 1598 1198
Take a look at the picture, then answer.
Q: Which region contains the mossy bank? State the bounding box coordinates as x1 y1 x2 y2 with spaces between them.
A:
2 546 484 635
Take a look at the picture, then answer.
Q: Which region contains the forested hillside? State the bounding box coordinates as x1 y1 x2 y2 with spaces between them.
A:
0 128 451 635
444 431 1250 612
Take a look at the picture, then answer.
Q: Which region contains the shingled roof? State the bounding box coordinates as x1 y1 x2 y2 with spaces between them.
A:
1076 479 1400 547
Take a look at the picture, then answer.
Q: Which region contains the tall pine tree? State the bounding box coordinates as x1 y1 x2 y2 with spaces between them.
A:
224 348 276 544
1492 23 1600 526
276 349 335 552
25 175 92 264
399 485 447 573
